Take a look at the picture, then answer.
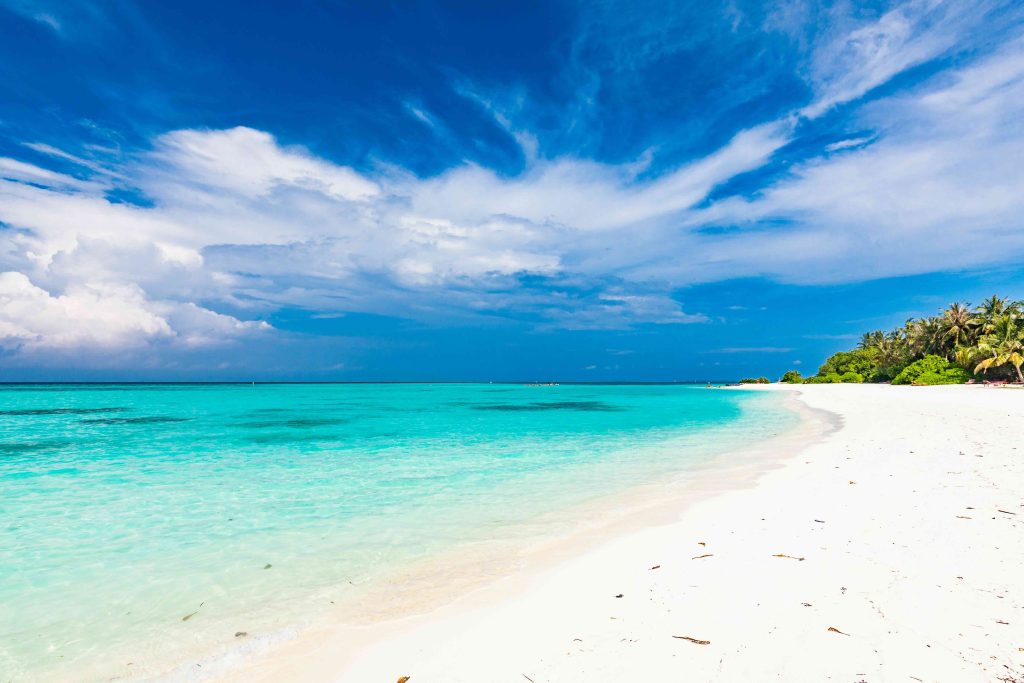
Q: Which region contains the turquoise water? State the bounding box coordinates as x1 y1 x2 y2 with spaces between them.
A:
0 383 793 681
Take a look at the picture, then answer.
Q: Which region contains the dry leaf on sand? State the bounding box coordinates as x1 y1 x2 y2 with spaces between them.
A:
673 635 710 645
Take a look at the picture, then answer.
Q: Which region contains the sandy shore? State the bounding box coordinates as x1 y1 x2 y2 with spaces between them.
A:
210 385 1024 683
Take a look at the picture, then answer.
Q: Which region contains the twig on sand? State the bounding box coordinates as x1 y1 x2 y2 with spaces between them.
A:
182 601 205 621
997 509 1017 515
649 564 661 570
772 553 805 561
827 626 849 636
522 675 535 682
691 553 714 560
397 677 411 683
673 635 710 645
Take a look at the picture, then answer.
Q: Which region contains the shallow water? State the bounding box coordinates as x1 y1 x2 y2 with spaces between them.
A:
0 383 793 681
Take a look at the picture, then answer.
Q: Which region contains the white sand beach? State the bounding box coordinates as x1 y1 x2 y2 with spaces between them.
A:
213 385 1024 683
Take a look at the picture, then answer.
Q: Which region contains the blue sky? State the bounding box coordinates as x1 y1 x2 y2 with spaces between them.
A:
1 0 1023 381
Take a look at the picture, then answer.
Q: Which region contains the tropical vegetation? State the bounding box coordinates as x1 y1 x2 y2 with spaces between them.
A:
781 295 1024 385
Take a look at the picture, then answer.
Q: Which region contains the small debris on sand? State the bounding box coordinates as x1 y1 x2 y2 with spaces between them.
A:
691 553 714 560
827 626 850 636
673 635 710 645
772 553 805 561
182 602 205 622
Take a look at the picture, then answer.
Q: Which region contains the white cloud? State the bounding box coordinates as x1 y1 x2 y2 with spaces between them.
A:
824 136 874 152
408 120 790 232
0 271 267 355
799 1 996 118
543 292 708 330
679 35 1024 284
150 127 380 201
0 271 171 350
0 157 98 191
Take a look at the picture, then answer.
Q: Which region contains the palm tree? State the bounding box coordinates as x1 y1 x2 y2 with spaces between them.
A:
954 346 975 369
972 295 1020 333
976 295 1007 321
911 317 943 357
939 302 976 353
974 314 1024 383
858 330 885 351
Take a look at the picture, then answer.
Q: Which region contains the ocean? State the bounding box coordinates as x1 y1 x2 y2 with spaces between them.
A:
0 382 795 681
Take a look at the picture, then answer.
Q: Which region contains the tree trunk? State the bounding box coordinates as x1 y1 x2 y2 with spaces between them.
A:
1016 363 1024 384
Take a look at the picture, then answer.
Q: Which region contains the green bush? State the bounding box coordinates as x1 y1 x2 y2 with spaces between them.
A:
817 349 881 380
780 370 803 384
739 377 771 384
911 370 971 385
805 372 842 384
839 371 865 383
891 355 972 385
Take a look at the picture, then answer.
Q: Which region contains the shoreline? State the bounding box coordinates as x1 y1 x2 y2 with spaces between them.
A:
204 384 1023 682
4 385 798 683
188 388 832 682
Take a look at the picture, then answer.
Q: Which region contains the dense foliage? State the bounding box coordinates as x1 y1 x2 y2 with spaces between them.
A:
740 376 771 384
890 355 973 386
780 370 803 384
780 295 1024 385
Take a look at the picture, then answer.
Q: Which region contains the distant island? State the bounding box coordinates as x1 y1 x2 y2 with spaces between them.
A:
763 295 1023 386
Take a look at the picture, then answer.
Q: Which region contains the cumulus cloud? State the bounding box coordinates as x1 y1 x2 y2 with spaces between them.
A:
0 271 268 355
0 272 171 350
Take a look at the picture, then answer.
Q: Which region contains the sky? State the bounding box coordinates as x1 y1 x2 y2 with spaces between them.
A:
1 0 1023 381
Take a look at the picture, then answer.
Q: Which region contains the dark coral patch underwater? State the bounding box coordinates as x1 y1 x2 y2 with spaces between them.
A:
471 401 624 412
